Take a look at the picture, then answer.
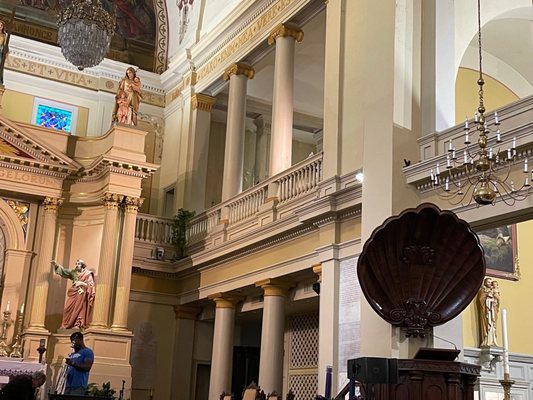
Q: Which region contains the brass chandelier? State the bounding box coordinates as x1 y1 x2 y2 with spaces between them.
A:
431 0 531 206
57 0 115 71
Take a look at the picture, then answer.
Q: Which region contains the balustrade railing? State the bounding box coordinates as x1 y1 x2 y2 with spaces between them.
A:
135 214 174 244
135 153 323 247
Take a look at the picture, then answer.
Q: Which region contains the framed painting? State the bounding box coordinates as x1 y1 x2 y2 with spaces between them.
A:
477 224 519 280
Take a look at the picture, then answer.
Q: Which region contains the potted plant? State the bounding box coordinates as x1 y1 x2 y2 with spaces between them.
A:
87 381 116 398
173 208 195 259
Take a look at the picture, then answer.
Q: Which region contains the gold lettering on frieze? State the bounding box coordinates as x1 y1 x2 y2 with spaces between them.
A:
196 0 295 82
11 19 57 44
6 57 97 90
0 168 60 188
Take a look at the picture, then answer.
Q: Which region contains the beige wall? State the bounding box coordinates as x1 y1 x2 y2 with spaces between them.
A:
3 89 89 136
455 68 519 124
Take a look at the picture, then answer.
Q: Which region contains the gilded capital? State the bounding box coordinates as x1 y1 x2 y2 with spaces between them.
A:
191 93 217 112
312 264 322 282
103 193 122 209
43 197 63 212
174 305 201 320
123 196 144 213
223 63 255 81
255 278 295 297
208 292 244 309
268 23 304 46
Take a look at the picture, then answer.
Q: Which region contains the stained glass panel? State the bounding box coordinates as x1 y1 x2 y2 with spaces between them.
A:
35 105 73 133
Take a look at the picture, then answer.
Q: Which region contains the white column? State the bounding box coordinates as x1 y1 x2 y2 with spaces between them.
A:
90 193 121 329
268 24 304 176
207 293 242 400
256 279 294 395
111 197 143 331
221 63 255 202
28 197 62 330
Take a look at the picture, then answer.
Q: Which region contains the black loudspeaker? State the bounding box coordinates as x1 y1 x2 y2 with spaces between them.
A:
347 357 398 384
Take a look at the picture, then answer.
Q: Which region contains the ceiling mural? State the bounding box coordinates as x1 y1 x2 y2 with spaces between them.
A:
0 0 168 73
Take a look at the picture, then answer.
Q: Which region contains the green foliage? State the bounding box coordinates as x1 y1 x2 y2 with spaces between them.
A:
87 381 116 398
172 208 195 259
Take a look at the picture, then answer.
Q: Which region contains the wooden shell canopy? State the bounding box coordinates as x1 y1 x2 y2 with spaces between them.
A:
357 203 486 337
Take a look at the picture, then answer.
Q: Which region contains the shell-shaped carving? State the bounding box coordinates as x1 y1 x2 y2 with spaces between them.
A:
357 203 486 337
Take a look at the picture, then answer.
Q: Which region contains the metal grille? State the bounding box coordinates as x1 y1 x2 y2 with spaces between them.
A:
289 313 319 369
288 374 318 400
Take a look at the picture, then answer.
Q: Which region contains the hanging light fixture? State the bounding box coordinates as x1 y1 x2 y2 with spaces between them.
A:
57 0 115 71
430 0 531 206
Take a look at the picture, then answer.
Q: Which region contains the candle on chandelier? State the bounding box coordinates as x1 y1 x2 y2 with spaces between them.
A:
513 137 517 149
502 309 510 376
445 177 449 191
20 303 24 314
452 148 456 160
474 112 479 123
494 111 499 124
448 141 453 152
489 148 493 159
507 149 512 160
525 159 529 173
465 131 469 144
463 150 468 164
436 163 440 175
496 129 501 143
464 118 469 130
446 155 451 168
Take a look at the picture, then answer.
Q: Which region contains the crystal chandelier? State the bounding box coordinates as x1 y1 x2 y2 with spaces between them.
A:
430 0 531 206
57 0 115 71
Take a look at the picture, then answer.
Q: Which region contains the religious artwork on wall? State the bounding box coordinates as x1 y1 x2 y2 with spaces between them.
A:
35 104 73 132
477 224 519 280
0 138 33 158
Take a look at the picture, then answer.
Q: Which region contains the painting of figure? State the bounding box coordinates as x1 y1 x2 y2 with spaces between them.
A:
477 224 518 280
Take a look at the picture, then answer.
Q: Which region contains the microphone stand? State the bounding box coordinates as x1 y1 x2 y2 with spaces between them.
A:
119 380 125 400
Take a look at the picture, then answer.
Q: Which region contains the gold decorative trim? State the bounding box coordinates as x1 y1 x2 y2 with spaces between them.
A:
154 0 169 74
268 23 304 45
123 196 144 213
223 63 255 81
208 292 244 309
103 192 122 209
43 197 63 212
312 264 322 281
191 93 217 112
255 278 295 297
5 199 29 235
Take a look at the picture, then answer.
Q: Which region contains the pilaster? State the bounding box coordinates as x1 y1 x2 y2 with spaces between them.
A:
90 193 121 329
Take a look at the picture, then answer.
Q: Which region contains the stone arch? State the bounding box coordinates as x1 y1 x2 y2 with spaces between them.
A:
0 199 25 251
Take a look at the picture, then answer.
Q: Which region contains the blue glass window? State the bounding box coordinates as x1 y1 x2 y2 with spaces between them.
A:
35 105 73 133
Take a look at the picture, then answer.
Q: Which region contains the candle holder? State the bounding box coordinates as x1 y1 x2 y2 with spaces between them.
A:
9 310 24 358
499 373 514 400
0 310 12 357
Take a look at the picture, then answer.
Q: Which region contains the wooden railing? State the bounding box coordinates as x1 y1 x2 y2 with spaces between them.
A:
136 153 323 246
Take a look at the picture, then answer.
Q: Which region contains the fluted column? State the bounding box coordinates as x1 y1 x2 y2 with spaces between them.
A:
221 63 255 202
268 23 304 176
111 196 143 331
256 279 294 395
28 197 63 330
90 193 121 328
207 293 242 400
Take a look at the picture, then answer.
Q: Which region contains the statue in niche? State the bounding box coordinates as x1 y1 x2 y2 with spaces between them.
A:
478 277 500 347
113 67 142 126
53 259 96 329
0 20 9 85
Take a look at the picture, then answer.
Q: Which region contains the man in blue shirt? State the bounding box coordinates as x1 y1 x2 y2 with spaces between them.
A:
65 332 94 395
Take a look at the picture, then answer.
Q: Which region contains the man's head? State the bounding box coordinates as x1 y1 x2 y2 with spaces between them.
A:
31 371 46 388
74 259 86 272
70 331 85 350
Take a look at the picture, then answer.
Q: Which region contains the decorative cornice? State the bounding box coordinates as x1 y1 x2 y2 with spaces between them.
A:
268 23 304 45
191 93 217 112
223 63 255 81
43 197 63 212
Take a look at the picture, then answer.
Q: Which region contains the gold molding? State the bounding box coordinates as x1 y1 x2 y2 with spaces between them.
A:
123 196 144 213
312 264 322 282
255 278 295 297
268 23 304 45
223 63 255 81
43 197 63 212
191 93 217 112
208 292 244 309
103 192 122 209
